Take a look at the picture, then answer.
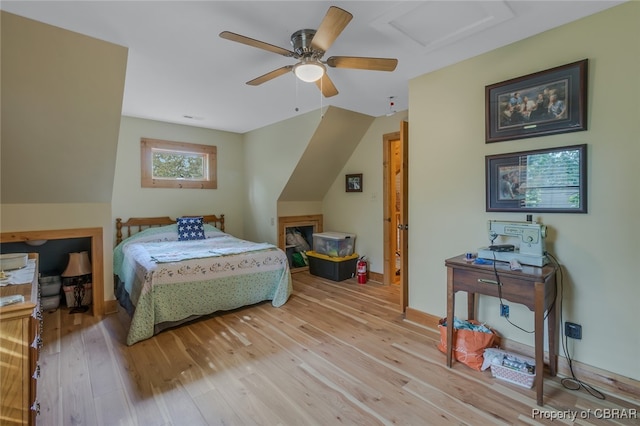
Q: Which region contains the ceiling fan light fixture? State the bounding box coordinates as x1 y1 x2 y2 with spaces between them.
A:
293 61 325 83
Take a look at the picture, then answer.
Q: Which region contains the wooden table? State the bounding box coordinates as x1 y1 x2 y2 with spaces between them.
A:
445 254 558 406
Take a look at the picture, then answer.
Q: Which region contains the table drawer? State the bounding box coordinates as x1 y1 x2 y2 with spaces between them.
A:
452 268 537 309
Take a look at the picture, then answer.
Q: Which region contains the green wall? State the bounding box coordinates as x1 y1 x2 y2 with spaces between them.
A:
112 117 245 238
408 2 639 379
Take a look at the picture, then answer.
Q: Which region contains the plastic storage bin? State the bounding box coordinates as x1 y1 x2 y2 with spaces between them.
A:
312 232 356 257
40 275 62 297
41 295 60 311
307 251 358 281
40 275 62 310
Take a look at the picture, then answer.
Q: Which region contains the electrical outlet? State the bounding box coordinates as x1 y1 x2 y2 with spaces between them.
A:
565 322 582 339
500 304 509 317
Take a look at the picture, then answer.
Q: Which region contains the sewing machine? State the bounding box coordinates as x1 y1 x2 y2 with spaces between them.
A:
477 220 548 266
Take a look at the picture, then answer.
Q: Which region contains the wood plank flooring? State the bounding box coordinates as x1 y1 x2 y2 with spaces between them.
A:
36 272 639 425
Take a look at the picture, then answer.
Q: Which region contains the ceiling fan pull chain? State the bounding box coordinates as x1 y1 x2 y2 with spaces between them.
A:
320 77 324 119
294 74 300 112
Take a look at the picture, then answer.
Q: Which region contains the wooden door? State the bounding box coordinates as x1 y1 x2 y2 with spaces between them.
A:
383 121 408 312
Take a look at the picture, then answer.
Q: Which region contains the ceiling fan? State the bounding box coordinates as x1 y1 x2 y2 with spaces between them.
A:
219 6 398 98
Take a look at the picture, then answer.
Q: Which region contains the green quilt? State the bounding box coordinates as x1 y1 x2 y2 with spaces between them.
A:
114 226 292 345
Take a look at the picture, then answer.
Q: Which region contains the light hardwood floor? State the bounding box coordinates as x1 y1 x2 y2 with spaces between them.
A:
37 272 639 425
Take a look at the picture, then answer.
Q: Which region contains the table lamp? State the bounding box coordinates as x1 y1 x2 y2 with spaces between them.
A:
61 251 91 314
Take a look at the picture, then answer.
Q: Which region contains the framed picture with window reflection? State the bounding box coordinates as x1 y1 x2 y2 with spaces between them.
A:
486 144 587 213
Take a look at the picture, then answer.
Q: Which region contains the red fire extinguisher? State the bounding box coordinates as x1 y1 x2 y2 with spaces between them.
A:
357 256 367 284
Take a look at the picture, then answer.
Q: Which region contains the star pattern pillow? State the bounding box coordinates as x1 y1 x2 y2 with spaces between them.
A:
177 216 206 241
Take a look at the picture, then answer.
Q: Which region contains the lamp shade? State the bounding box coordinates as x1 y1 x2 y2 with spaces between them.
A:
61 251 91 277
293 61 325 83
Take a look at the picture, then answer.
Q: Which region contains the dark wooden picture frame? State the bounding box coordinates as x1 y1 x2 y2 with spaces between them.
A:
345 173 363 192
486 144 587 213
485 59 588 143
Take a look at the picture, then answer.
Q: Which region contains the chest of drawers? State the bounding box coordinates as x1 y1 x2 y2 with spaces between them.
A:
0 254 40 425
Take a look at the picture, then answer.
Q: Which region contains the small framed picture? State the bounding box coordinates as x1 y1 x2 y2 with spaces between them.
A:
345 173 363 192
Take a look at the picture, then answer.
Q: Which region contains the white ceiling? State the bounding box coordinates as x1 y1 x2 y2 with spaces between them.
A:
1 1 623 133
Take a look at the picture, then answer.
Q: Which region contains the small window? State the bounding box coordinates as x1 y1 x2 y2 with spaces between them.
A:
141 138 217 189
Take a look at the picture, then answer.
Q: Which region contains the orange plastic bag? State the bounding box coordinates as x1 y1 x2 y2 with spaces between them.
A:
437 318 499 371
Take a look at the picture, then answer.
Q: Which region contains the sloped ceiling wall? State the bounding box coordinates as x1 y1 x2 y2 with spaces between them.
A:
0 12 127 204
1 11 369 218
279 107 374 202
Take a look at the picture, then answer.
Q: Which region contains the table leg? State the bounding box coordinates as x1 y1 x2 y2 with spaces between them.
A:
446 267 454 368
534 281 545 406
467 292 476 321
547 279 558 377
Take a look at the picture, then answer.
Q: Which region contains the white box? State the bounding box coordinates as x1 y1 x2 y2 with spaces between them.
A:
0 253 28 270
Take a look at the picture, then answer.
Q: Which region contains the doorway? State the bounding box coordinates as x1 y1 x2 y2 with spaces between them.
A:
383 121 408 312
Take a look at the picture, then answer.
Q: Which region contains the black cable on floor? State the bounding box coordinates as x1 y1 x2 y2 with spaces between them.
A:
546 252 605 400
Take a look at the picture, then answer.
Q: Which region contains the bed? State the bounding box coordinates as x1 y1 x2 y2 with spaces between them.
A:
113 215 292 345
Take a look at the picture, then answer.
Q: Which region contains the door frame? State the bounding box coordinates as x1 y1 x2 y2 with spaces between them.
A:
382 121 408 312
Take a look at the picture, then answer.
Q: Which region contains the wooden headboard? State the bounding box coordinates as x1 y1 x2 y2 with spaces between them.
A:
115 214 225 245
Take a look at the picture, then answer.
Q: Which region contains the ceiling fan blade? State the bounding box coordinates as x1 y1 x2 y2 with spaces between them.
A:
326 56 398 71
310 6 353 53
315 73 339 98
246 65 293 86
220 31 296 58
